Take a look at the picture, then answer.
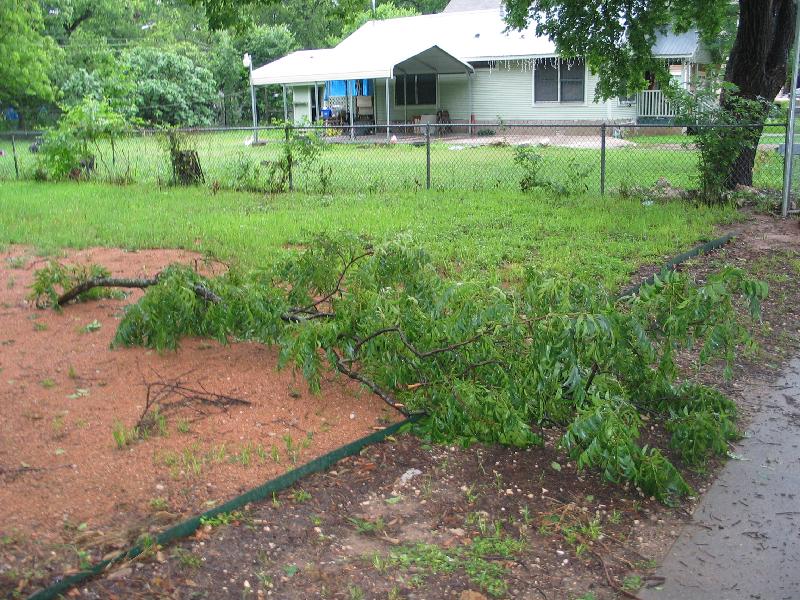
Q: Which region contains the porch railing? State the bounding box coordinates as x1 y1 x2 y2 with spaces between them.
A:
636 90 676 119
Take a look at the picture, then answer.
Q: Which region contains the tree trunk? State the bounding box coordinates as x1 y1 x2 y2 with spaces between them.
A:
723 0 796 187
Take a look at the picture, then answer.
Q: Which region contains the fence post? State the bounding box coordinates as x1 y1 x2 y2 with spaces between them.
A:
600 123 606 196
11 135 19 180
425 123 431 190
285 124 293 192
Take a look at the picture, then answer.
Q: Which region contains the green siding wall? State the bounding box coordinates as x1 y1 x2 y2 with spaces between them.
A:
292 63 638 126
291 86 312 123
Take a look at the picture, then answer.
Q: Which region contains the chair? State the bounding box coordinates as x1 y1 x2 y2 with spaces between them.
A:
436 110 453 135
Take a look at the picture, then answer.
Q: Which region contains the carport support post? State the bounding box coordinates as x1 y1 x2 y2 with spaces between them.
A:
468 71 473 137
282 85 288 122
600 123 606 196
347 81 354 140
385 77 390 141
425 122 431 189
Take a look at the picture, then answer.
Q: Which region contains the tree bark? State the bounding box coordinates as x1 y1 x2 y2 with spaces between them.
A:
723 0 796 186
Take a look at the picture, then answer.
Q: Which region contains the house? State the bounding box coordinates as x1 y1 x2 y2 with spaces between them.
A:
250 0 711 131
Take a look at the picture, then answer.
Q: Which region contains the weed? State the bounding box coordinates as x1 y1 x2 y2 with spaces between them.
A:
74 547 92 570
348 516 385 535
283 434 299 465
200 510 243 528
636 558 659 570
6 256 26 269
348 585 365 600
33 322 48 332
112 420 140 449
149 497 169 511
282 564 299 577
81 319 102 333
176 419 190 434
256 570 273 588
608 510 622 525
270 445 281 463
622 575 644 591
172 547 202 569
51 414 66 436
139 535 159 560
291 489 311 503
385 527 525 598
518 505 532 525
310 515 323 527
67 365 78 379
464 484 479 504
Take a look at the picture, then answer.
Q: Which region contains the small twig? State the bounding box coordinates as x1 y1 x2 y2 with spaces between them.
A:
136 379 250 430
300 249 374 312
0 463 72 482
585 362 600 391
280 310 335 323
590 549 643 600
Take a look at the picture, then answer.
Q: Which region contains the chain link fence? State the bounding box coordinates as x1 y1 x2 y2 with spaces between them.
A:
0 122 787 196
782 100 800 216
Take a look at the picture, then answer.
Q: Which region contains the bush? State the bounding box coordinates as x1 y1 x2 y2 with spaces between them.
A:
36 98 129 180
672 82 771 201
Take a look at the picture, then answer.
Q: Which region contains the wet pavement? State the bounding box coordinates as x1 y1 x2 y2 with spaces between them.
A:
641 358 800 600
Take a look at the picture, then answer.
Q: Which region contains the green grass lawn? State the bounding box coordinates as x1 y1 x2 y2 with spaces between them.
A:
0 181 737 288
0 127 785 194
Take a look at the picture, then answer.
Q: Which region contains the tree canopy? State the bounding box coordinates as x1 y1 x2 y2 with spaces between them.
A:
0 0 445 128
0 0 59 114
502 0 796 185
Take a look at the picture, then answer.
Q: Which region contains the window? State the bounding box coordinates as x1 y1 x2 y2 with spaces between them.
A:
395 74 437 106
533 59 585 103
534 62 558 102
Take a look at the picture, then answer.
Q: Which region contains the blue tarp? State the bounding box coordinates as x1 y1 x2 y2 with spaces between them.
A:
325 80 372 98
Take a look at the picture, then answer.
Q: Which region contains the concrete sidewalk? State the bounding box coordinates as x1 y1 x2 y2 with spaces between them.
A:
641 358 800 600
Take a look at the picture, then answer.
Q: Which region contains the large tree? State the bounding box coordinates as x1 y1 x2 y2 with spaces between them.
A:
0 0 59 125
503 0 797 187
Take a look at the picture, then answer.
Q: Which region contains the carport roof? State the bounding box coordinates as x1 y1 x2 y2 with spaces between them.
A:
250 43 473 86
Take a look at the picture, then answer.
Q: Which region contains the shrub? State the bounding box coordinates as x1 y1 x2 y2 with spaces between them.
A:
672 82 772 201
36 98 129 180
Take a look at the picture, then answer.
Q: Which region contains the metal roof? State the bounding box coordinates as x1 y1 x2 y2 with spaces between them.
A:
250 42 473 85
251 8 708 86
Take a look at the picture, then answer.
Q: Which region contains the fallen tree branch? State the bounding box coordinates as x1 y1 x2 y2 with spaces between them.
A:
57 275 160 306
56 275 221 307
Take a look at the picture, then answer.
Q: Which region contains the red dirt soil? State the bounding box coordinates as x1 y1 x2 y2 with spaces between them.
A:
0 246 396 551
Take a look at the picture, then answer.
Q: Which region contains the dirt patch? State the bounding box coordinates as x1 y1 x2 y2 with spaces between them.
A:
0 246 396 597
